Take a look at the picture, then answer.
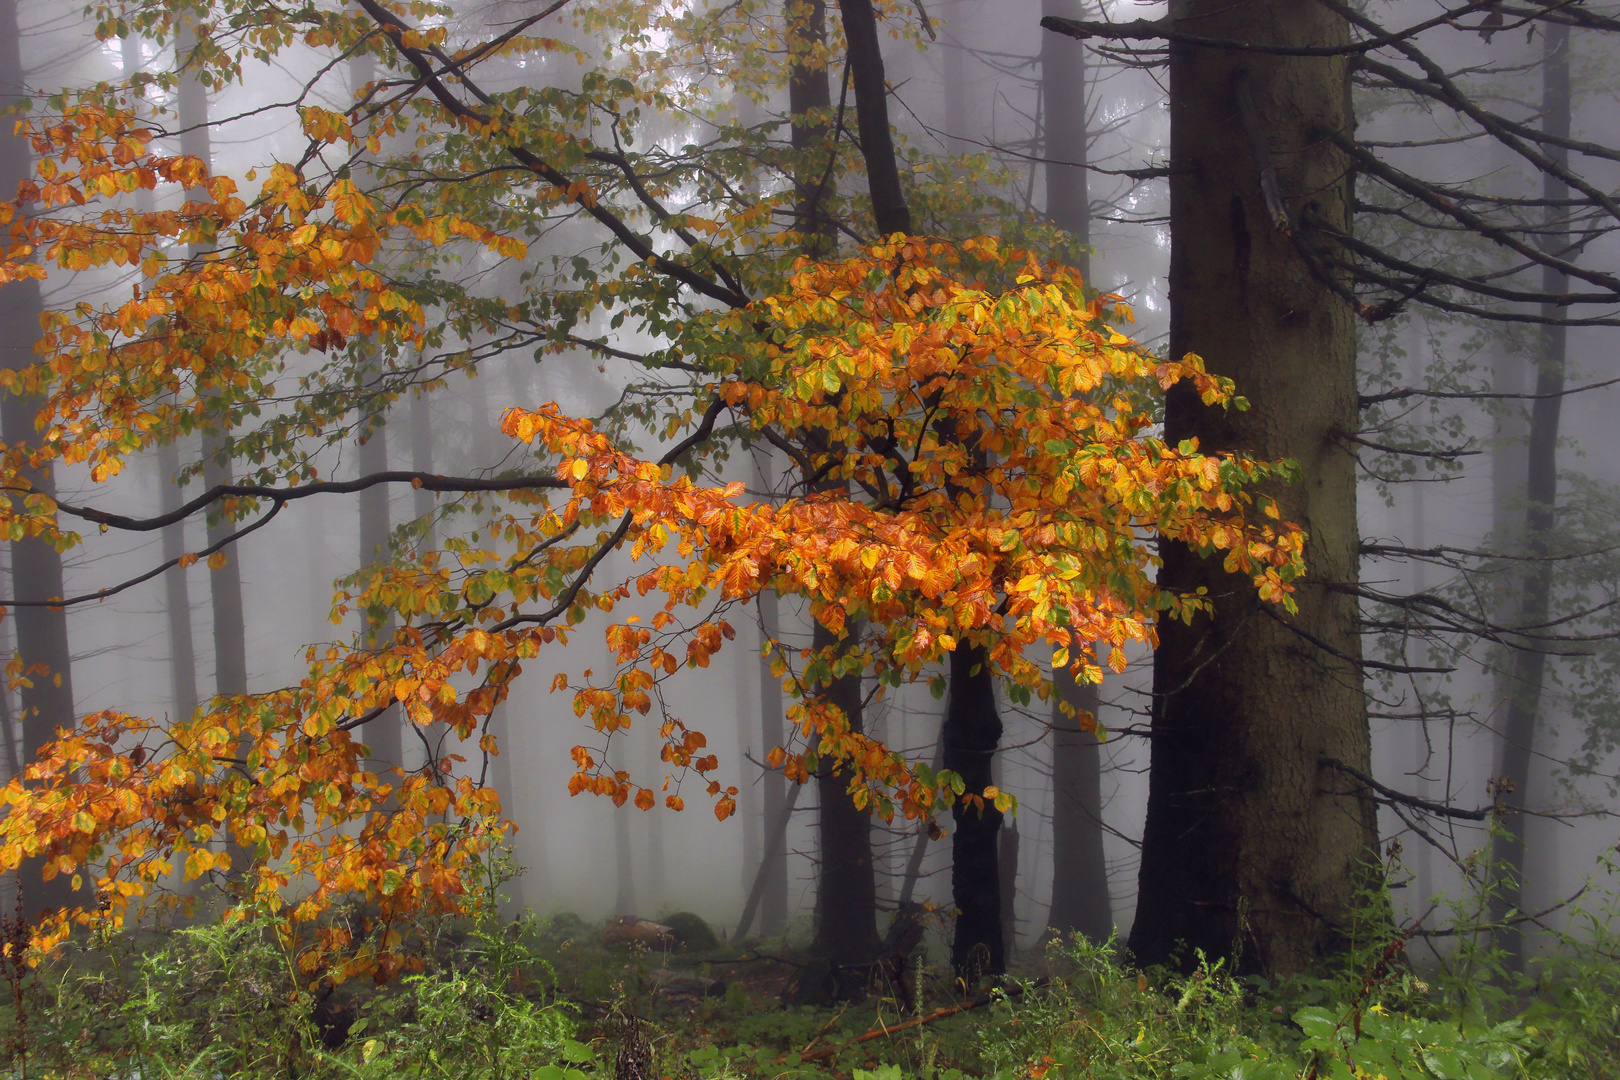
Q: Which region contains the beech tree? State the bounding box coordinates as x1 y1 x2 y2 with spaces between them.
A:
1044 1 1620 973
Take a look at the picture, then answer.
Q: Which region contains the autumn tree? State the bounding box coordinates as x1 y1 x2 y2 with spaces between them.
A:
0 0 1301 977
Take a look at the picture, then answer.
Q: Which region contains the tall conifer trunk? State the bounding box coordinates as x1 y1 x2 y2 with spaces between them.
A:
1490 19 1571 972
0 0 82 920
1122 1 1376 975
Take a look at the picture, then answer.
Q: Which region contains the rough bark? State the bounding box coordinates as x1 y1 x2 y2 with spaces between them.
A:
1125 1 1377 975
0 0 82 920
1490 18 1570 973
944 646 1004 977
811 621 880 965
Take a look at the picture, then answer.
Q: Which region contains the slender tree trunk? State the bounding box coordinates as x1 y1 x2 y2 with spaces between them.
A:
614 805 636 915
1490 19 1570 973
356 399 404 774
1047 664 1111 942
811 620 880 964
123 33 201 727
486 700 525 911
789 0 836 255
0 0 82 921
835 0 911 237
177 22 247 701
1121 1 1376 975
998 821 1019 961
753 454 789 935
837 0 1007 975
944 645 1004 977
1040 0 1111 945
157 442 200 722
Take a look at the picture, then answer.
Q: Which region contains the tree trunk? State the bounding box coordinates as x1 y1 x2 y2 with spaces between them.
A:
614 804 636 915
122 32 201 728
0 0 82 921
1041 0 1090 279
356 396 403 775
753 454 789 935
1040 0 1111 946
998 821 1019 961
1047 664 1112 942
1490 18 1570 973
811 620 880 964
177 22 247 702
1123 1 1376 976
944 646 1004 977
158 441 200 723
835 0 911 236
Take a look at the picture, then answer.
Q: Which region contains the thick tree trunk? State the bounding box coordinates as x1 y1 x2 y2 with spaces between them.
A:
811 621 880 964
1040 0 1111 945
944 646 1004 977
0 0 81 921
1124 1 1376 975
1490 19 1570 972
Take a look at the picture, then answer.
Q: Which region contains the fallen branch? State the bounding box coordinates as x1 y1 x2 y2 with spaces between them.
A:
785 981 1042 1064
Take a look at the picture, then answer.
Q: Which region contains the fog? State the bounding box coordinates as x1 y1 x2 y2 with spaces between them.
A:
2 0 1617 966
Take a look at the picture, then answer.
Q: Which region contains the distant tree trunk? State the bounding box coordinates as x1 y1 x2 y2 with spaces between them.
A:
356 398 404 775
0 0 82 920
614 806 636 915
753 454 788 935
998 821 1019 961
812 620 880 964
1047 664 1111 943
157 442 200 723
944 645 1004 977
1115 1 1377 975
177 22 247 702
123 33 200 728
1040 0 1111 946
1490 19 1570 973
411 389 435 527
486 700 525 911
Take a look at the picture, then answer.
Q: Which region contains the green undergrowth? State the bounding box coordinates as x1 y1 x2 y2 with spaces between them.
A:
2 863 1618 1079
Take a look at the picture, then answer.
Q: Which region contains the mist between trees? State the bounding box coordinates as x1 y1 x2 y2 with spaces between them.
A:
0 0 1615 990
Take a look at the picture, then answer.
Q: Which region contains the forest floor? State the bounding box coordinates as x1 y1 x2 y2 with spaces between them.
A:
6 901 1620 1078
